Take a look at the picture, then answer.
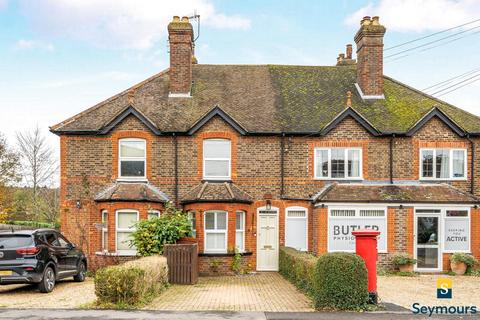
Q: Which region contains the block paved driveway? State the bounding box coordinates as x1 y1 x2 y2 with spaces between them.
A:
147 272 314 312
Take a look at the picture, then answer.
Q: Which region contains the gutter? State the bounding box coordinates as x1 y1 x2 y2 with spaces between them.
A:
280 133 285 197
389 134 395 184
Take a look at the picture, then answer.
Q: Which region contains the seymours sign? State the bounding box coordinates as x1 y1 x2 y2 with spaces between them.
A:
328 207 387 252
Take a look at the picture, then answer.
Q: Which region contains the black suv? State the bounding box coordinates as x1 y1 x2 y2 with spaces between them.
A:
0 229 87 293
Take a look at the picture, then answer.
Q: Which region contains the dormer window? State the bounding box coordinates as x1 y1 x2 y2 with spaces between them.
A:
119 138 146 179
203 139 231 180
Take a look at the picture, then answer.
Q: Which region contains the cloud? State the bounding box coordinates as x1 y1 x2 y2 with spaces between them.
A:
14 39 55 52
345 0 480 32
0 0 8 10
30 71 139 89
18 0 250 50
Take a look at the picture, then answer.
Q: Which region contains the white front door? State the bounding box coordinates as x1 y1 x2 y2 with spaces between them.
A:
257 207 279 271
415 211 442 272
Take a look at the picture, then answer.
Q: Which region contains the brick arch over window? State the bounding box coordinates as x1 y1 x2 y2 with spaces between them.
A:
112 131 154 180
196 131 238 181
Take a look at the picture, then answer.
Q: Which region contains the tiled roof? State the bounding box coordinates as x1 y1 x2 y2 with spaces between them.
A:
50 65 480 135
313 183 480 204
181 181 253 204
94 182 170 203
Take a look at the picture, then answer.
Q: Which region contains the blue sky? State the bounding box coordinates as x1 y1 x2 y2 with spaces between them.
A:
1 0 479 153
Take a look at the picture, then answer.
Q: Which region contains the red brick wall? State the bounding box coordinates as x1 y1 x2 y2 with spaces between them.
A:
59 112 480 272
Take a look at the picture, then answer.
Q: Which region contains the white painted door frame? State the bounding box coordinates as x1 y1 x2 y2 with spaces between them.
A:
256 206 279 271
414 211 443 272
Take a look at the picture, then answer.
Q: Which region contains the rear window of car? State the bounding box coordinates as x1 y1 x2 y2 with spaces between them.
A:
0 235 34 249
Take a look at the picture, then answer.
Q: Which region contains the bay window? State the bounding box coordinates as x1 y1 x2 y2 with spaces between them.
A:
203 139 231 180
101 210 108 252
119 138 146 179
204 211 227 253
235 211 245 252
116 210 138 255
148 210 160 219
314 148 362 179
420 149 466 180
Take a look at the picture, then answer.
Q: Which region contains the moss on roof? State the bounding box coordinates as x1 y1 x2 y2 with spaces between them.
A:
51 64 480 135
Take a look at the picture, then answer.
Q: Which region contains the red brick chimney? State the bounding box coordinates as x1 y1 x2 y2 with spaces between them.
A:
354 16 386 98
168 16 194 97
336 44 356 66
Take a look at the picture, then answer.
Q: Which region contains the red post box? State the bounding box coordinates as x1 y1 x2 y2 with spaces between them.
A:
352 229 380 304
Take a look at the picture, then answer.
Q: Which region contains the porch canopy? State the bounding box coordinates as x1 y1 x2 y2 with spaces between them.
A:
313 183 480 204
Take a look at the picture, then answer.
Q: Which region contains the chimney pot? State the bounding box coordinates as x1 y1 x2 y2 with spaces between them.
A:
346 44 353 59
172 16 180 22
361 16 371 26
181 16 189 22
371 16 380 25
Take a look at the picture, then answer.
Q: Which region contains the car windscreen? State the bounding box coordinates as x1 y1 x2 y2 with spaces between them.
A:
0 235 34 249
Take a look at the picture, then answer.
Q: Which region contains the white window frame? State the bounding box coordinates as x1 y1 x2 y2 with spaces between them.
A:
235 211 245 252
327 205 387 253
188 211 196 238
101 210 108 252
118 138 147 181
419 148 467 181
203 139 231 180
203 210 228 253
115 209 139 256
314 147 363 180
285 206 308 252
147 210 160 219
442 207 471 253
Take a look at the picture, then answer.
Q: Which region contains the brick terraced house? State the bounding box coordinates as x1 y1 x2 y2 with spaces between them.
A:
51 16 480 274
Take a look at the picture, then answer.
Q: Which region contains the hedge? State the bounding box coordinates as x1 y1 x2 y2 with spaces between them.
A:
94 255 168 307
314 252 369 310
3 220 59 229
279 247 369 310
279 247 317 295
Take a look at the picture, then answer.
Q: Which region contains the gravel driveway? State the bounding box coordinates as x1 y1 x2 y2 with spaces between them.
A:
0 278 95 308
378 275 480 309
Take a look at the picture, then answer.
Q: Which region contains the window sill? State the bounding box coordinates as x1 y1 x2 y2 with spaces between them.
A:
199 251 253 257
116 178 148 183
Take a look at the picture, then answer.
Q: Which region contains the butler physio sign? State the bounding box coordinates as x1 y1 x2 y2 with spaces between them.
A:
328 208 387 252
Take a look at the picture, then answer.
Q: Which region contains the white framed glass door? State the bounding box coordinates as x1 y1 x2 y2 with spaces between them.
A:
415 210 442 272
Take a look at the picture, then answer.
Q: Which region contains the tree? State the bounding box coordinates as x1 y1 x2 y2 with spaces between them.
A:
0 133 20 218
16 126 58 198
15 126 59 223
0 133 20 187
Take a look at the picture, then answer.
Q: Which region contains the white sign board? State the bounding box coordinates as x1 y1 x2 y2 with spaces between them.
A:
328 217 387 252
444 218 469 252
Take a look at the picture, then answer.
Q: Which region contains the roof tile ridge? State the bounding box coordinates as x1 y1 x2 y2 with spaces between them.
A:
51 68 169 131
197 181 208 199
224 182 235 199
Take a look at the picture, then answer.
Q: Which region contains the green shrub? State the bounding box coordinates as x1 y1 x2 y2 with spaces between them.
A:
314 253 369 310
130 203 192 256
279 247 317 295
94 255 168 307
450 253 478 268
3 220 58 229
392 253 417 266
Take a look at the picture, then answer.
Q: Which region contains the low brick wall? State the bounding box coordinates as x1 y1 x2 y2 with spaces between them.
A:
88 254 138 271
199 254 254 276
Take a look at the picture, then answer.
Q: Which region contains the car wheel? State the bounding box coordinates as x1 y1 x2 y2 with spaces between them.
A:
73 261 86 282
38 266 56 293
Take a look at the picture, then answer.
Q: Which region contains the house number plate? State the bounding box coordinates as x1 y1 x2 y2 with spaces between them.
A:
263 245 273 249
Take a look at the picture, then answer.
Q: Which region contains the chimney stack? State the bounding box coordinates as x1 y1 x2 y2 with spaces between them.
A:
336 44 356 66
354 16 386 98
168 16 194 97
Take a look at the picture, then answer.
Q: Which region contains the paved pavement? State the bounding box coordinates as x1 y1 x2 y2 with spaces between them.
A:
148 272 313 311
0 309 478 319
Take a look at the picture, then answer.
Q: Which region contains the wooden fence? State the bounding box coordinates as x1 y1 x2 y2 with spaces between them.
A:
164 243 198 285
